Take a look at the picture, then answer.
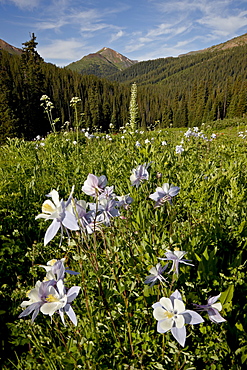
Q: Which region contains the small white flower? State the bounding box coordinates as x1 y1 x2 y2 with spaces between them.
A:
175 145 184 154
184 129 192 138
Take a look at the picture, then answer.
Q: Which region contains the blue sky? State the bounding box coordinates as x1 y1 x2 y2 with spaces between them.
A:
1 0 247 66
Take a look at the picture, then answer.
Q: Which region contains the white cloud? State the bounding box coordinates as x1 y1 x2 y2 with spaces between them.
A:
34 8 120 36
125 42 145 53
197 12 247 37
152 0 233 15
110 30 124 43
36 19 67 31
2 0 40 8
37 38 86 64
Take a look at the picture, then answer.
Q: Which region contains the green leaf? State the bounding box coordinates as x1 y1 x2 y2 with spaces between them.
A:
220 285 234 311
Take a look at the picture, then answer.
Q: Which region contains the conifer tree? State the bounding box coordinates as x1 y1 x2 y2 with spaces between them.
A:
19 33 47 138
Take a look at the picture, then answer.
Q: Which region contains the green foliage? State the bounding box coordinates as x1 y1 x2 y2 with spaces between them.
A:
1 123 247 369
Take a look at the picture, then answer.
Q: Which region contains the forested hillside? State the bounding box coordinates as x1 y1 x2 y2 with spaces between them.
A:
117 44 247 127
0 34 247 143
0 36 131 142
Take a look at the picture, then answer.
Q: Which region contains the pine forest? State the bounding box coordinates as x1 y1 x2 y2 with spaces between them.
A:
0 35 247 143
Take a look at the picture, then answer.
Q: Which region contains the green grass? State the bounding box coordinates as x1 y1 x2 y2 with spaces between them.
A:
1 123 247 369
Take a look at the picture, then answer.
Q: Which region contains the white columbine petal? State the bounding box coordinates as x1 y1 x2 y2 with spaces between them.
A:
44 219 61 246
160 297 173 312
153 306 167 321
171 326 186 347
212 302 222 311
158 318 173 333
162 183 170 193
173 298 185 314
41 200 57 215
41 301 64 316
174 314 185 328
49 190 60 207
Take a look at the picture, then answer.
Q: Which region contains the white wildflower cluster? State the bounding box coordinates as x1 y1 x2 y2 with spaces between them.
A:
238 131 247 139
105 134 112 141
129 83 139 131
70 97 81 108
184 127 217 141
85 131 95 139
40 95 54 112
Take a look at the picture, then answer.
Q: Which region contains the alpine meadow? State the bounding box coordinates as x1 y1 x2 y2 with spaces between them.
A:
0 34 247 369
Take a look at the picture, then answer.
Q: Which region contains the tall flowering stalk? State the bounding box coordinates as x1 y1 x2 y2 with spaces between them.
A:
70 96 82 145
129 82 139 131
40 95 59 133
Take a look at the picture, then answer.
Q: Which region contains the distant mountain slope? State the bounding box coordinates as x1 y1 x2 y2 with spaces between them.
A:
179 32 247 56
108 33 247 85
0 39 23 56
66 47 138 78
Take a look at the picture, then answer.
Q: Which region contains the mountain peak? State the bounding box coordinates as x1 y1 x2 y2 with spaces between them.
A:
66 47 138 78
96 47 138 69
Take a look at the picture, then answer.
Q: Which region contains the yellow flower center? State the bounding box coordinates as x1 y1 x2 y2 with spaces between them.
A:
46 294 59 302
42 203 55 214
164 311 174 319
174 247 180 251
48 259 57 266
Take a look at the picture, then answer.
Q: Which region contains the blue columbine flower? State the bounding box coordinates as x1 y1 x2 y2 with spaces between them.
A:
152 290 204 347
89 199 120 227
39 258 79 282
130 162 151 187
193 293 226 323
144 263 168 287
19 279 81 326
36 188 79 246
81 174 107 197
159 249 194 275
149 183 180 207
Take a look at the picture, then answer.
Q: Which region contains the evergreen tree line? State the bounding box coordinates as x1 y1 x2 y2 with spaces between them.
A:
0 35 247 143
